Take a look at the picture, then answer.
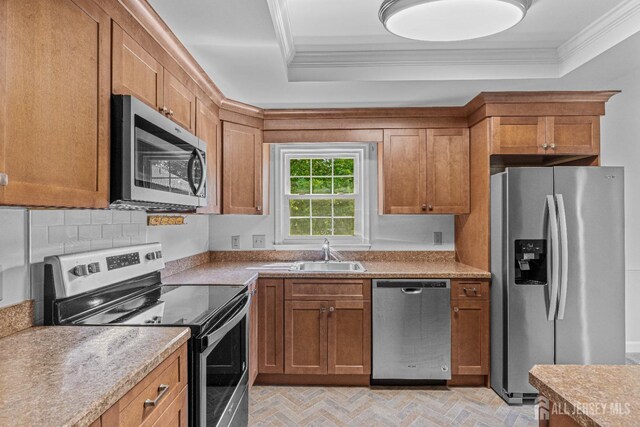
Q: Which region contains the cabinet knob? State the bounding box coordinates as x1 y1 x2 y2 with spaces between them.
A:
550 144 556 149
453 307 459 313
168 109 174 117
542 144 549 150
159 106 168 114
256 205 262 212
329 307 335 312
422 204 427 211
0 173 7 186
320 307 326 313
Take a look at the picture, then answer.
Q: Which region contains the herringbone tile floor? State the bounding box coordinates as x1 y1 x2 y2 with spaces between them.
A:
249 386 537 427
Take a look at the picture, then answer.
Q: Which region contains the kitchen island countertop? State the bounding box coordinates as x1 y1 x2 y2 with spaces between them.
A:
0 326 190 427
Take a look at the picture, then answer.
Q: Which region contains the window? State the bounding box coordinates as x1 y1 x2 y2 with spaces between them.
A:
275 144 370 245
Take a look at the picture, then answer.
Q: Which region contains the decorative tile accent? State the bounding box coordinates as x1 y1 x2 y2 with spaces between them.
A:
162 252 211 279
0 300 33 339
210 250 456 263
249 386 538 427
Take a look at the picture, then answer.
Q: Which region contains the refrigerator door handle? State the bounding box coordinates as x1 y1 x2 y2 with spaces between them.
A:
556 194 569 320
546 195 560 321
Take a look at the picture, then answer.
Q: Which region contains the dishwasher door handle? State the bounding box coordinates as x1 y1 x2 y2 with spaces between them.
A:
401 288 423 294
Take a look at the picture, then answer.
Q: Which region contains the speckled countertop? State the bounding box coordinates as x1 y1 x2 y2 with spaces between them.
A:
163 260 490 286
0 326 190 427
530 365 640 427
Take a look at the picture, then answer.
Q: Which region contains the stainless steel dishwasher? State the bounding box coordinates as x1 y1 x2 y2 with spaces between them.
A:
372 279 451 381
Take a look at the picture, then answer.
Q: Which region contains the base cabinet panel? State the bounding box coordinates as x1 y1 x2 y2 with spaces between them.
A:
328 300 371 375
451 299 489 376
258 279 284 374
284 300 328 375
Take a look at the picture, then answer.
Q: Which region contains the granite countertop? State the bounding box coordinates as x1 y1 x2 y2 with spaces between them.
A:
163 259 490 286
530 365 640 427
0 326 190 427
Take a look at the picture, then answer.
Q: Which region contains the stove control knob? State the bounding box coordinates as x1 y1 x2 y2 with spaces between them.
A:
146 252 157 261
87 262 100 274
72 265 89 277
155 250 163 259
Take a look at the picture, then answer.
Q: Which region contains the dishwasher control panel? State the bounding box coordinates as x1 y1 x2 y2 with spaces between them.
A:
374 280 450 288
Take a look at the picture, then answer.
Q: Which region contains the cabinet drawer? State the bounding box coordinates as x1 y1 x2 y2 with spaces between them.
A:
103 344 188 427
452 280 489 300
284 279 370 301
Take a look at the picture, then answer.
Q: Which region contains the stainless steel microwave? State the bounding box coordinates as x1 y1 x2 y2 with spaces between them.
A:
111 95 207 211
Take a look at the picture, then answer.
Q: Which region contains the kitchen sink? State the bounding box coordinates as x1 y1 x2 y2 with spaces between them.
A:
289 261 366 272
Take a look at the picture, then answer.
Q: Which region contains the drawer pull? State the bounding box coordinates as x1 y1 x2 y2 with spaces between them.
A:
463 287 478 295
144 384 169 408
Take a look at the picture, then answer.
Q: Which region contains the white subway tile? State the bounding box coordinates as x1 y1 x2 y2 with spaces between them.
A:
64 210 91 225
122 223 142 237
130 211 147 224
112 237 131 247
30 226 49 248
78 225 102 241
91 210 112 224
30 242 64 263
31 210 64 227
112 210 131 224
48 226 78 244
90 239 112 250
130 234 147 245
64 240 91 254
102 224 123 238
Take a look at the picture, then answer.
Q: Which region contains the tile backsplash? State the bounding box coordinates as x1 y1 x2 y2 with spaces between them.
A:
29 209 148 324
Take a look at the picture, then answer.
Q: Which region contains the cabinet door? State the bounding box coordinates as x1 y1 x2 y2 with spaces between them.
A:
546 116 599 155
249 281 259 387
196 98 222 214
163 71 196 132
490 117 546 155
426 128 470 214
112 22 164 110
258 279 284 374
1 0 110 208
451 300 489 375
327 300 371 375
222 122 263 214
382 129 427 214
284 300 328 375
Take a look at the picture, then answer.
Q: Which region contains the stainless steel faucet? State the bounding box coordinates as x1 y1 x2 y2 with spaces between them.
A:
321 238 343 262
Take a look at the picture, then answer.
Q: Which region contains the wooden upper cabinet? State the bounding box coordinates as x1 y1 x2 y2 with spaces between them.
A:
491 116 600 155
196 98 222 214
451 300 489 376
112 22 164 110
546 116 599 155
284 300 328 375
382 129 427 214
163 71 196 132
426 128 470 214
327 300 371 375
222 122 263 214
258 279 284 374
490 116 545 155
0 0 110 208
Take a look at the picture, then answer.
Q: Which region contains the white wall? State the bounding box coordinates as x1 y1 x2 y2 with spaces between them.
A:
599 66 640 352
210 144 455 251
0 209 209 324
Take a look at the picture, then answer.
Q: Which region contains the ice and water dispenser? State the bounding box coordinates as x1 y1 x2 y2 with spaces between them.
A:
514 239 547 285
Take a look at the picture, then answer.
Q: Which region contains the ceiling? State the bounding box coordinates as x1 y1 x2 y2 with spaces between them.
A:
149 0 640 108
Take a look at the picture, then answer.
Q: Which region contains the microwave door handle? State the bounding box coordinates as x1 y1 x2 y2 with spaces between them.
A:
546 195 560 321
556 194 569 320
200 295 251 351
195 149 207 196
187 150 198 195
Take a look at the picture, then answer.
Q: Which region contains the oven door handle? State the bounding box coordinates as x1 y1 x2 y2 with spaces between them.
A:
199 294 251 352
187 149 207 196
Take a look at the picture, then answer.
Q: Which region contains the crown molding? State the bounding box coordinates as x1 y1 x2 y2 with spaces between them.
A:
266 0 296 64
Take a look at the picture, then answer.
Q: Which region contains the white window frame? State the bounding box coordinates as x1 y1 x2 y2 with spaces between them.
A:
274 144 370 246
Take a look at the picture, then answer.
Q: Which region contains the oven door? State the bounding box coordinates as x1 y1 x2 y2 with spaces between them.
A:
196 294 250 427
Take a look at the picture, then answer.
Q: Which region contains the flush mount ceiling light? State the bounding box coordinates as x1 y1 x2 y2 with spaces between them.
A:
379 0 532 42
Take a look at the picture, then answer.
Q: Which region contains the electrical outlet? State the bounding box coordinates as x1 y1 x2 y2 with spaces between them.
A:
252 234 266 249
231 235 240 249
434 232 443 245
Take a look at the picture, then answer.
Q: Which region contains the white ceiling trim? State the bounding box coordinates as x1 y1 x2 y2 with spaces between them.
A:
558 0 640 75
266 0 296 64
267 0 640 82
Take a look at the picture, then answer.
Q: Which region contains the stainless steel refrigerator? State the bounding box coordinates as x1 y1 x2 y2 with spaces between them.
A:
490 167 626 404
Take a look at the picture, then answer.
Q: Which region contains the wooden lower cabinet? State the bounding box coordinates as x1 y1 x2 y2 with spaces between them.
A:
257 279 284 374
451 298 490 377
98 343 188 426
285 300 328 375
327 300 371 375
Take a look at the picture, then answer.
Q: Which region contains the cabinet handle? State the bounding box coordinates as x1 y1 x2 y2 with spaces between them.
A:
428 205 433 211
542 144 549 150
159 106 168 114
256 205 262 212
144 384 169 408
453 307 459 313
550 144 556 149
0 173 7 186
421 204 427 211
463 287 478 295
329 307 335 312
168 109 174 117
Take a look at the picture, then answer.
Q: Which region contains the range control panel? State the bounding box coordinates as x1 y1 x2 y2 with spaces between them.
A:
44 243 165 298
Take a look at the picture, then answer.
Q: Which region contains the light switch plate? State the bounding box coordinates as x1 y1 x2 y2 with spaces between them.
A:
252 234 266 249
434 232 443 245
231 235 240 249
